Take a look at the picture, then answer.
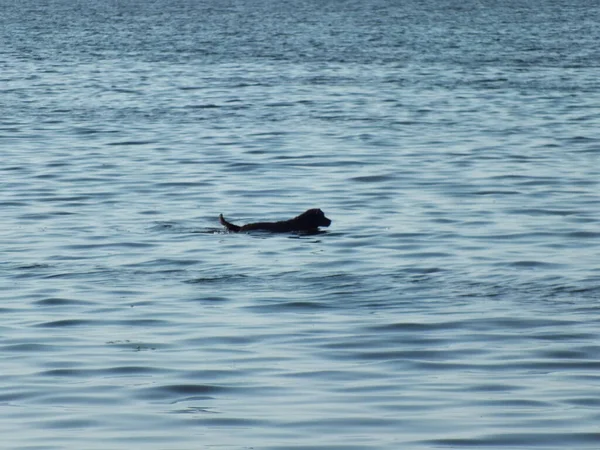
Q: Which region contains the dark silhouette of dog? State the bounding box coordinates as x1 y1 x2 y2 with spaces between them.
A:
219 209 331 233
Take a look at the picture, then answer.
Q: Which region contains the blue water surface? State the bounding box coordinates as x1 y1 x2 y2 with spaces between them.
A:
2 0 600 448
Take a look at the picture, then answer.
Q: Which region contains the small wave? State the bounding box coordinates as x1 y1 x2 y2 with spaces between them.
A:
3 343 59 353
136 384 231 401
185 274 248 284
473 190 521 195
245 301 333 312
184 103 220 109
106 140 156 146
507 208 577 216
350 174 395 182
426 432 600 447
34 297 94 306
566 231 600 239
508 260 567 269
38 418 101 430
34 319 93 328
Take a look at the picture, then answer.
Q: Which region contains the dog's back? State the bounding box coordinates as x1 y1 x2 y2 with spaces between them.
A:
219 209 331 233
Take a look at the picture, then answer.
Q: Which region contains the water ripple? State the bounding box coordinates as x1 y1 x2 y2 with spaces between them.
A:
2 1 600 449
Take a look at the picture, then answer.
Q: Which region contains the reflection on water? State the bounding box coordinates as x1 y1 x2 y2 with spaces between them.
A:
1 0 600 448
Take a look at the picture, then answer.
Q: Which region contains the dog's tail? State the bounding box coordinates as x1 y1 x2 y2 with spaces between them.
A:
219 214 241 232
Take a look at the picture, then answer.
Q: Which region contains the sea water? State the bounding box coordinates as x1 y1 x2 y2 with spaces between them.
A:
2 0 600 448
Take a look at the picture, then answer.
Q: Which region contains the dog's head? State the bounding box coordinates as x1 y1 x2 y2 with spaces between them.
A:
297 209 332 229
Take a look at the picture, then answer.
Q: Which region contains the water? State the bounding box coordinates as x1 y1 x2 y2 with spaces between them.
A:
2 0 600 448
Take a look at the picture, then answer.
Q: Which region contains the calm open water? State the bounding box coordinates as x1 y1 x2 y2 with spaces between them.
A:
2 0 600 448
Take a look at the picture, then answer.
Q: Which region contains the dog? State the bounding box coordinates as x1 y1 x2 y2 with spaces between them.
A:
219 209 331 233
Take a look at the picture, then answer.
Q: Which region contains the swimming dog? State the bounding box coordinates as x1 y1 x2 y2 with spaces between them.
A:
219 209 331 233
